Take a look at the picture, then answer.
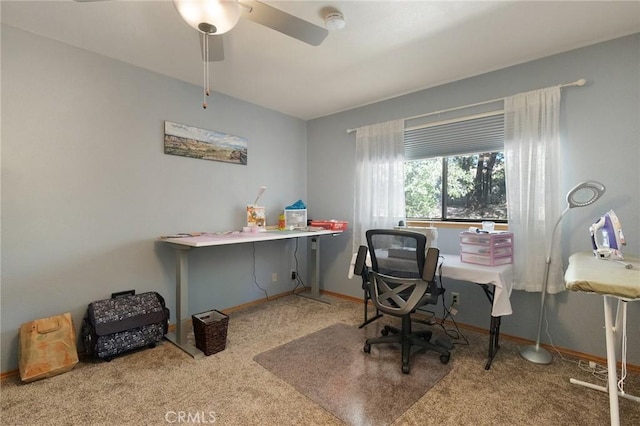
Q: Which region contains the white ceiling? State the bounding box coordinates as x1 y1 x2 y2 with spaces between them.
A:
2 1 639 120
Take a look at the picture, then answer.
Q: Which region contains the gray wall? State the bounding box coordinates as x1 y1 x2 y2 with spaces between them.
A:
307 34 640 363
1 25 311 372
2 24 638 373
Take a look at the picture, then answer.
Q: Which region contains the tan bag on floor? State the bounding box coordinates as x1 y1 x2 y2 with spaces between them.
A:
19 312 79 382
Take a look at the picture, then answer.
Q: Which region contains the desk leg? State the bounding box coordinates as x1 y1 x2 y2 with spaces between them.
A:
478 284 500 370
164 247 205 359
485 315 501 370
297 236 334 304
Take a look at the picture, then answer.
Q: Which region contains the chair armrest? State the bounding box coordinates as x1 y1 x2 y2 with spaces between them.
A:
354 245 368 276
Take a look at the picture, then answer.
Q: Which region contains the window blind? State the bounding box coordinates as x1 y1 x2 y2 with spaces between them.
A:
404 111 504 160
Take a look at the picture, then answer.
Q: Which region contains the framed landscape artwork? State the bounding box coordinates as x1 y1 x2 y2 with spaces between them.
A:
164 121 248 165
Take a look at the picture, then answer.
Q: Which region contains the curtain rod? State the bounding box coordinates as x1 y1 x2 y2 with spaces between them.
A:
346 78 586 134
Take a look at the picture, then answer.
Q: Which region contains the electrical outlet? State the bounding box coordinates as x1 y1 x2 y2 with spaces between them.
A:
291 270 297 280
272 273 278 282
452 292 460 305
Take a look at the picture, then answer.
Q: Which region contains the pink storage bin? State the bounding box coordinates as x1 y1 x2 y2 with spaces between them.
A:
459 232 513 267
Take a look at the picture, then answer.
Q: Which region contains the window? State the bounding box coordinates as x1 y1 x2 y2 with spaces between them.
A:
405 152 506 221
404 112 507 222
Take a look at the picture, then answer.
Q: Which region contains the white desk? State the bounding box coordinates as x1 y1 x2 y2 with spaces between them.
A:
439 254 513 316
565 251 640 426
438 254 514 369
159 229 342 358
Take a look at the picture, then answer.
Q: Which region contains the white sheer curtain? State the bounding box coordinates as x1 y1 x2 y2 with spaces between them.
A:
504 86 564 293
352 119 405 254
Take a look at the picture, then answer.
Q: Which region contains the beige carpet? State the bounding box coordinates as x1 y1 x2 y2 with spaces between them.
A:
1 295 639 425
254 322 452 425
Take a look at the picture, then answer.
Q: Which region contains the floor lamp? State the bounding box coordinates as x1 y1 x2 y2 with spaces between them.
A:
520 180 606 364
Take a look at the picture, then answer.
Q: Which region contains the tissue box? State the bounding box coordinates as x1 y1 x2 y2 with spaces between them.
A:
284 209 307 229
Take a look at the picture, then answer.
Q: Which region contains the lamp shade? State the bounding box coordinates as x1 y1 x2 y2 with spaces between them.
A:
173 0 241 35
566 180 605 208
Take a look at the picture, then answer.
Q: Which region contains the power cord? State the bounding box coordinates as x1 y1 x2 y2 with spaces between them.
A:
433 260 469 345
542 309 569 361
291 238 308 294
436 295 469 345
577 359 609 382
251 243 270 301
539 292 627 392
292 276 307 294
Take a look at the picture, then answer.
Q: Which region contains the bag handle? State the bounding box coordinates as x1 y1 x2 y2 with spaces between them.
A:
36 318 61 334
111 289 135 299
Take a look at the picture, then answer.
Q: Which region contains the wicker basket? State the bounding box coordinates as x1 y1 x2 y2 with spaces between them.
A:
192 310 228 356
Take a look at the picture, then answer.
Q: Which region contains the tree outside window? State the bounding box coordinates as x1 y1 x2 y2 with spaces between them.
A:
405 151 506 221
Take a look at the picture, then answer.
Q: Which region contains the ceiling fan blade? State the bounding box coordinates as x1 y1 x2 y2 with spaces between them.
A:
199 34 225 62
239 0 328 46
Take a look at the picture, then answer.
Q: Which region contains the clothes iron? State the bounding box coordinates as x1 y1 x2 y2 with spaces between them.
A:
590 210 626 260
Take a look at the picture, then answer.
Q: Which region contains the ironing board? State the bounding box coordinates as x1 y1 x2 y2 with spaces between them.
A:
564 251 640 426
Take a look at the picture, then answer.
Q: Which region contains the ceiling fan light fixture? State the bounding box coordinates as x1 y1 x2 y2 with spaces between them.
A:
173 0 241 35
324 11 345 31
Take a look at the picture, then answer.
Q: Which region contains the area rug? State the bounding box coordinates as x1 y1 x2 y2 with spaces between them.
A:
253 322 452 425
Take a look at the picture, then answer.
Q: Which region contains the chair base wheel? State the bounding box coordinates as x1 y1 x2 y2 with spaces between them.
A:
440 353 450 364
363 344 371 353
402 365 410 374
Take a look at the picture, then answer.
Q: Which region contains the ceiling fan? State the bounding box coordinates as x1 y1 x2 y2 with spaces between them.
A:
173 0 329 60
76 0 336 108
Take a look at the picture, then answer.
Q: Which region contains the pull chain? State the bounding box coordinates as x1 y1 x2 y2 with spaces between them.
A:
202 33 210 109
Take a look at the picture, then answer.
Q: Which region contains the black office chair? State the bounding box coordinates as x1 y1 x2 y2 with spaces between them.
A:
353 245 383 328
363 229 450 374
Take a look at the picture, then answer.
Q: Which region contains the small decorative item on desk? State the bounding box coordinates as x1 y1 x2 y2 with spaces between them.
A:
460 231 513 266
284 209 307 229
192 310 229 356
284 199 307 230
246 205 266 230
482 221 495 232
309 220 349 231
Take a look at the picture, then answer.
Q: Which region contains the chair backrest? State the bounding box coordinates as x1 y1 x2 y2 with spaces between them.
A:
366 229 427 278
366 229 441 316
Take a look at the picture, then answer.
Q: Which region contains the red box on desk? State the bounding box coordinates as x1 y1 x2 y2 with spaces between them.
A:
459 232 513 266
309 220 348 231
